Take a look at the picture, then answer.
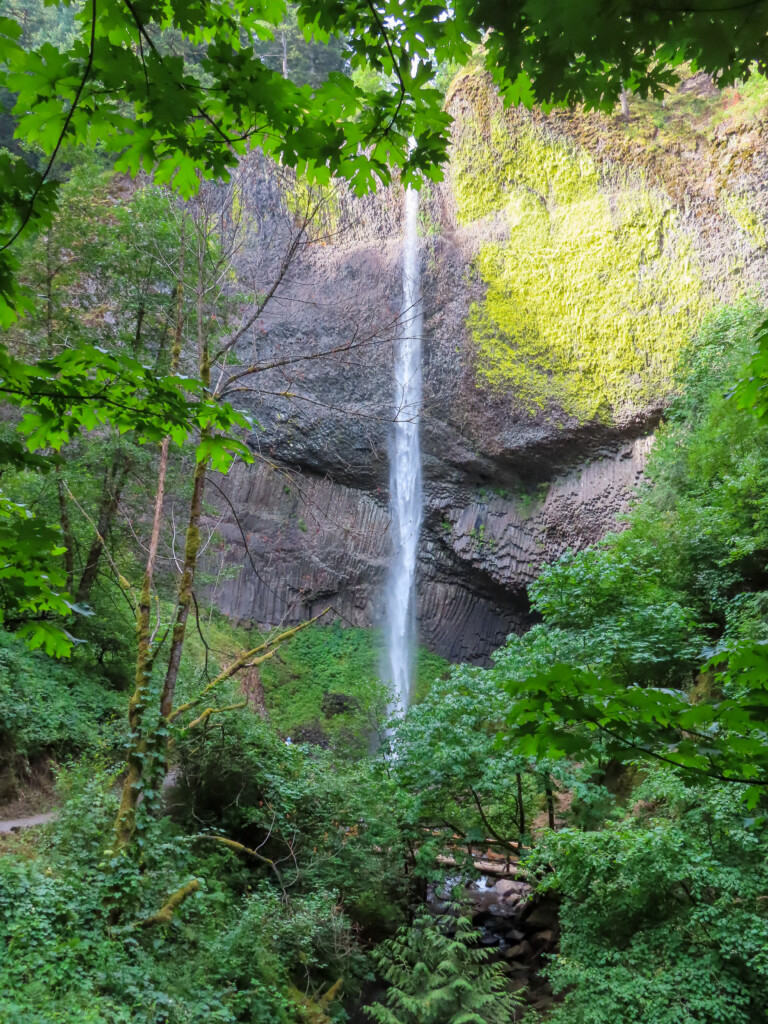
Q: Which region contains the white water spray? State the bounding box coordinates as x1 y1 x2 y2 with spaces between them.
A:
384 184 423 714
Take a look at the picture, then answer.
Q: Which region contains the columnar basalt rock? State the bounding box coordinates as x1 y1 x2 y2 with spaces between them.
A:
205 72 768 661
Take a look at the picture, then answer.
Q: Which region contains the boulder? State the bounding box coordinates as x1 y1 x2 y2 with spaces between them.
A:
495 879 516 896
505 941 533 960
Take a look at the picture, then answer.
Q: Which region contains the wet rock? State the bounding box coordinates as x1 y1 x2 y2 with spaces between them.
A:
488 901 518 917
495 879 516 896
497 879 530 898
535 929 555 945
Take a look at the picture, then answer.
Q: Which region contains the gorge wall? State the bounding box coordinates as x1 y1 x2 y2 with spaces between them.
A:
204 70 768 661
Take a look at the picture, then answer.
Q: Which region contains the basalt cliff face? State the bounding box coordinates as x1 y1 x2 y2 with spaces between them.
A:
206 71 768 661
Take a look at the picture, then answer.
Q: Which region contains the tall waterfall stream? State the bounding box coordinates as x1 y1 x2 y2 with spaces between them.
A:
384 184 423 713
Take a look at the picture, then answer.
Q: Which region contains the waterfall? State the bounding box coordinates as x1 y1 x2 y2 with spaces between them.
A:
384 184 423 714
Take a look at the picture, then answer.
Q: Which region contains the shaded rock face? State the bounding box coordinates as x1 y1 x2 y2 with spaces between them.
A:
206 74 768 662
207 386 653 660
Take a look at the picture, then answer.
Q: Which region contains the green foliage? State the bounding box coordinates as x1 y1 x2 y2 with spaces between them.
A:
260 622 388 750
523 546 703 681
259 622 449 750
531 770 768 1024
366 908 517 1024
0 336 250 650
460 0 768 110
0 488 75 656
0 627 124 759
497 650 768 805
394 663 610 857
0 760 364 1023
176 703 410 927
0 341 250 459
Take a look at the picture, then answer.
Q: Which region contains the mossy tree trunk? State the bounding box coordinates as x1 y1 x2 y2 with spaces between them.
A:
113 224 186 853
111 178 327 858
159 226 212 723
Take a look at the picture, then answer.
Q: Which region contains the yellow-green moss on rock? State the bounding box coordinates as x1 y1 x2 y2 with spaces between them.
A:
722 191 767 248
449 75 709 420
284 176 341 238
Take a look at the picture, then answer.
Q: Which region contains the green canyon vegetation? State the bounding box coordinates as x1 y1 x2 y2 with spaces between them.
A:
3 0 768 1021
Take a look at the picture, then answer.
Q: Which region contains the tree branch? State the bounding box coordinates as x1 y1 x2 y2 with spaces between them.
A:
168 609 329 724
134 879 200 928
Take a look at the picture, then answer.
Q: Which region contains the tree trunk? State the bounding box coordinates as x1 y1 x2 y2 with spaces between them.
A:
159 451 207 721
75 451 131 603
113 226 185 853
112 437 172 851
241 662 268 718
158 258 211 722
56 471 75 589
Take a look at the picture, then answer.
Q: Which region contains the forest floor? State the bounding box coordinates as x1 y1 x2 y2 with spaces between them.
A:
0 811 56 833
0 757 57 821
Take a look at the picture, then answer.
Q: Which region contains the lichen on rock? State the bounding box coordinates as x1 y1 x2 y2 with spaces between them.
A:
449 73 709 420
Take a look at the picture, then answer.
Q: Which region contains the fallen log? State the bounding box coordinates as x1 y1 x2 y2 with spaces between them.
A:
436 852 531 881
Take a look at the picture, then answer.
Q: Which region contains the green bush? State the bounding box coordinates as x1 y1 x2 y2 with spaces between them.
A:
177 707 411 929
0 761 365 1023
532 770 768 1024
366 909 518 1024
0 628 125 760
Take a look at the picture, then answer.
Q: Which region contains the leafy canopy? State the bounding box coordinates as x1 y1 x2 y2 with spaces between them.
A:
6 0 768 324
470 0 768 109
0 0 484 322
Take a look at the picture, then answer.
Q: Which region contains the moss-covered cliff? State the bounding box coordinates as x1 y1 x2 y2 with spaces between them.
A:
444 69 768 422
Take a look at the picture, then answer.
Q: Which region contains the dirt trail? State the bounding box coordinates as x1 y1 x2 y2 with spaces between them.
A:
0 812 56 833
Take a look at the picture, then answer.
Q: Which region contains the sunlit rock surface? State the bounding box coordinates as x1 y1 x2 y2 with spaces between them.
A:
205 71 768 661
